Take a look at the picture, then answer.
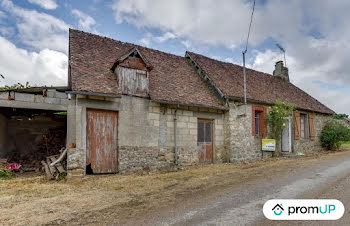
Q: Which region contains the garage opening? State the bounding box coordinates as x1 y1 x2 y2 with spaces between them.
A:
0 107 67 174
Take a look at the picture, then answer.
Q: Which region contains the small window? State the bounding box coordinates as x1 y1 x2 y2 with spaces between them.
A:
255 111 261 135
252 106 267 137
198 121 204 142
205 122 212 142
198 119 213 142
300 113 307 138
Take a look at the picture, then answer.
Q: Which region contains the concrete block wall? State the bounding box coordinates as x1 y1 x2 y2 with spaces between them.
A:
69 94 226 174
0 89 69 106
118 96 225 172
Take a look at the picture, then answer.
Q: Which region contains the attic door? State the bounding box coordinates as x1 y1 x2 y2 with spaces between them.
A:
116 51 149 97
197 119 213 163
86 109 118 174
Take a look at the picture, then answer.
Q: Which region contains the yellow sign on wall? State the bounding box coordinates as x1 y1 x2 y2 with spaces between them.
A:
262 139 276 151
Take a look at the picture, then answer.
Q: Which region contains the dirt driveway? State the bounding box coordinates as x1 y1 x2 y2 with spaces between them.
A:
1 150 350 225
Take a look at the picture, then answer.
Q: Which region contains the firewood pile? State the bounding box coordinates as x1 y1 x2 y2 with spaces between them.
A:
6 128 66 172
41 147 67 180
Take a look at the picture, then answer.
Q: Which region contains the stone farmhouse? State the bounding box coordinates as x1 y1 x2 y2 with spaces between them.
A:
0 29 334 177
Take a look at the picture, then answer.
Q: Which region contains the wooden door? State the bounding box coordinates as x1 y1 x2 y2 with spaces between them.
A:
86 109 118 173
281 118 291 152
197 119 213 163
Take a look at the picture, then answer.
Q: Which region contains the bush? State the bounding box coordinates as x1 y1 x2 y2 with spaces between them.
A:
0 170 15 179
320 119 350 150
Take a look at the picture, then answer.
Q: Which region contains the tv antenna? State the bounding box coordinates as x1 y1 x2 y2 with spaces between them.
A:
276 43 286 67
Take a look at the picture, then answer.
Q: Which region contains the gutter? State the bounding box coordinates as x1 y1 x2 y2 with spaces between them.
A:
66 91 122 98
226 96 334 115
151 99 228 111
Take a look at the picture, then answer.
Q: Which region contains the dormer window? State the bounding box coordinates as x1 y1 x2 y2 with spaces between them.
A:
111 47 152 98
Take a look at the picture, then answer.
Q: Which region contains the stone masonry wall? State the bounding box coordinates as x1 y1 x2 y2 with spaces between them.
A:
293 113 330 153
226 102 271 162
226 101 331 162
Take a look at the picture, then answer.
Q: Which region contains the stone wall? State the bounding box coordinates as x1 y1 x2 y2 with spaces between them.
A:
117 95 225 172
67 95 331 175
67 148 85 178
225 101 331 161
226 102 272 162
293 113 330 153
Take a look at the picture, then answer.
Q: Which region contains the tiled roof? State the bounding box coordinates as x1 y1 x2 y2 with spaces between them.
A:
186 52 334 115
69 29 225 109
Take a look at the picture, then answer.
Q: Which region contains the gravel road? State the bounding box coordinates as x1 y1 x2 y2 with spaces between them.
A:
125 151 350 226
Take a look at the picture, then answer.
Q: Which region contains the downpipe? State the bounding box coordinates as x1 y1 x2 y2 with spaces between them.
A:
174 108 178 165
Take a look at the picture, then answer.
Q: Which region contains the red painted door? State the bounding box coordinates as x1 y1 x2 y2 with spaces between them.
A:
86 109 118 173
197 119 213 163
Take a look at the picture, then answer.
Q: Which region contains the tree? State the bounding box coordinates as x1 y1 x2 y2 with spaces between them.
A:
0 82 30 91
266 101 295 156
333 113 349 120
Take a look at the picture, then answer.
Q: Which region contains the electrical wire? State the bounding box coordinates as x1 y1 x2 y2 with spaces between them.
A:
244 0 256 53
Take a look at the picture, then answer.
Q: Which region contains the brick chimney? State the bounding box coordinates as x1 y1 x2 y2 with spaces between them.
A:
273 61 289 82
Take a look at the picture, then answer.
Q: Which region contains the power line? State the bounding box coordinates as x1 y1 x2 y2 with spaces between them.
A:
242 0 256 111
244 0 256 53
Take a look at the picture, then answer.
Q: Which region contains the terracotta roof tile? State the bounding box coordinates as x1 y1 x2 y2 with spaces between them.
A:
69 29 225 109
186 51 334 114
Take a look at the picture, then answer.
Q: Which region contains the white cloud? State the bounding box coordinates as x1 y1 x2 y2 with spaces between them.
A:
71 9 98 33
0 36 67 86
0 10 5 18
250 49 350 115
112 0 251 47
28 0 57 10
0 26 14 36
1 0 69 53
139 37 150 46
139 32 153 46
181 40 191 49
155 32 176 42
224 58 236 64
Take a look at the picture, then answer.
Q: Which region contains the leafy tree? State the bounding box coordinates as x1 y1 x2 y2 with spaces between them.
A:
266 101 295 156
320 119 350 150
333 113 349 120
0 82 30 91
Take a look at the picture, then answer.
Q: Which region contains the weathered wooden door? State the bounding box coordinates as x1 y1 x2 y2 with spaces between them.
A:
197 119 213 163
86 109 118 173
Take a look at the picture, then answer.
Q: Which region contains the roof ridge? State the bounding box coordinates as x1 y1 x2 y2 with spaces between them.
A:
186 51 273 78
186 51 334 114
69 28 186 60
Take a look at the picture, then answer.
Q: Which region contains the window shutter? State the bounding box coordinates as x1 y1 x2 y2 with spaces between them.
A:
309 114 315 140
294 112 300 140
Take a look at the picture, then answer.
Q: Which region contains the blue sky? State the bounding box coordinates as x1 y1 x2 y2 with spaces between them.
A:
0 0 349 115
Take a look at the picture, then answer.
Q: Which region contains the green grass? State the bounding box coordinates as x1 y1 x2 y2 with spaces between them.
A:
0 170 15 179
341 141 350 149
